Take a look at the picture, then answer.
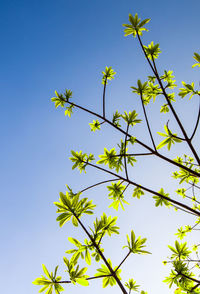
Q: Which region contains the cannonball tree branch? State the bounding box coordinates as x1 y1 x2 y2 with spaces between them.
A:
81 160 200 217
65 99 200 178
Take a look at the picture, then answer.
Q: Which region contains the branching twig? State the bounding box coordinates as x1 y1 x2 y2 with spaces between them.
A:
72 211 128 294
166 120 185 141
66 99 200 178
83 160 200 217
136 33 200 166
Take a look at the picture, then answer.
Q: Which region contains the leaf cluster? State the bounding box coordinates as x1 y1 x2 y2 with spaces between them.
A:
54 191 95 227
102 66 116 85
107 181 129 210
95 259 122 288
123 230 151 254
63 256 89 286
70 150 95 173
123 13 150 37
157 125 182 150
33 265 64 294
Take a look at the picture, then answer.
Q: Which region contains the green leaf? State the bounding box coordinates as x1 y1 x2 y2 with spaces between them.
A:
69 150 95 173
153 188 170 207
132 187 144 199
192 52 200 68
42 264 51 280
68 237 82 247
76 278 89 286
97 148 123 171
112 110 121 127
144 41 161 60
125 278 140 291
160 104 169 113
85 249 91 265
121 110 142 126
178 81 196 99
168 241 191 260
95 259 121 287
65 105 74 117
102 67 116 84
123 13 150 37
157 125 182 150
123 230 151 254
89 120 101 132
38 285 50 293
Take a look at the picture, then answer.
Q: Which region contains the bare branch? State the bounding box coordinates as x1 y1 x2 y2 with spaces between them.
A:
190 98 200 141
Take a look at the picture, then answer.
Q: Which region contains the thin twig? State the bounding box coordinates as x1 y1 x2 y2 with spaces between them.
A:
190 98 200 140
170 203 197 216
58 274 112 284
124 124 129 179
80 178 119 194
72 211 128 294
140 93 157 150
166 120 185 141
103 78 107 118
66 99 200 178
112 152 153 157
115 251 131 272
137 33 200 166
83 160 200 217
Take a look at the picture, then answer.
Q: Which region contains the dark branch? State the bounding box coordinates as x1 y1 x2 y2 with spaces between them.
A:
115 251 131 272
66 99 200 178
124 124 129 180
137 33 200 166
190 98 200 141
83 160 200 217
58 274 112 284
140 93 157 150
80 178 119 194
72 211 128 294
103 78 107 118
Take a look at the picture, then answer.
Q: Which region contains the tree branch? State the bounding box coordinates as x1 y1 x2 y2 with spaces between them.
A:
103 78 107 118
80 178 119 194
66 99 200 178
83 160 200 217
190 98 200 141
72 211 128 294
140 93 157 150
115 251 131 272
137 33 200 166
124 124 129 180
58 274 112 284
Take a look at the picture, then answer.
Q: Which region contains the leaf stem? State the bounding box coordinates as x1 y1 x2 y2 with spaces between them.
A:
103 78 107 118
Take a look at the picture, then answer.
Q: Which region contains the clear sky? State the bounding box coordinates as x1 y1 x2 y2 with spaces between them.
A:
1 1 200 294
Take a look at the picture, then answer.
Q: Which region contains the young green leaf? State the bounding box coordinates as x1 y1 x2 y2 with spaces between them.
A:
123 13 150 37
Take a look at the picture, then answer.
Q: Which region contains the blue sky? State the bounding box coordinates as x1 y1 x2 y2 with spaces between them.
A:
1 1 200 294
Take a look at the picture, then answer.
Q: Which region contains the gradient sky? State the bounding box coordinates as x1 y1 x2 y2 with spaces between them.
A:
1 1 200 294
